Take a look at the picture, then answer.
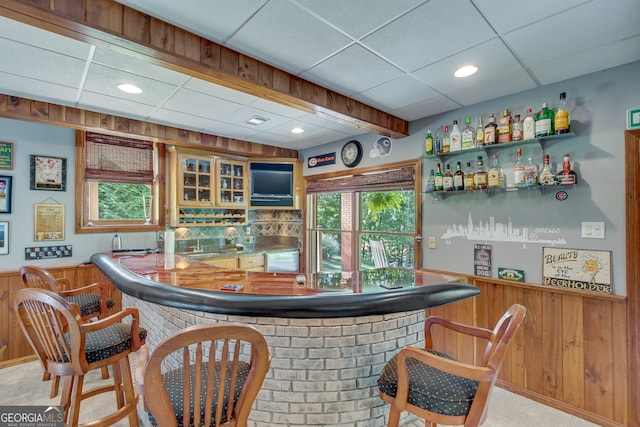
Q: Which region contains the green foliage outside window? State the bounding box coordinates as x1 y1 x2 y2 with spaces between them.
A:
98 183 151 220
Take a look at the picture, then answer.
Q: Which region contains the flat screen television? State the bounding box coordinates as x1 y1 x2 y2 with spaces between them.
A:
250 162 294 207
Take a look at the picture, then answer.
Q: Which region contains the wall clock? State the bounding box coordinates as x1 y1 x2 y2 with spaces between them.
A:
341 140 363 168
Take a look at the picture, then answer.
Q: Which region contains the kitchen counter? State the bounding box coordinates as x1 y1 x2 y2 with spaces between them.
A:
177 245 296 260
91 252 479 318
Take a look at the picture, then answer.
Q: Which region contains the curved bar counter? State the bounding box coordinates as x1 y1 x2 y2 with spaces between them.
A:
92 252 480 426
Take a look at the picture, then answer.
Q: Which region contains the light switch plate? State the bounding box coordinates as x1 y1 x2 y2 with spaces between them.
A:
428 236 437 249
582 222 605 239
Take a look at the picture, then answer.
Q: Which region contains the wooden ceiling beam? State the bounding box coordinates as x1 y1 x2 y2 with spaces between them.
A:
0 0 409 139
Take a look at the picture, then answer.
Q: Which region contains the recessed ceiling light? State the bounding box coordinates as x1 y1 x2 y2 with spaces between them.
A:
117 83 143 94
291 127 304 134
454 65 479 78
245 116 269 125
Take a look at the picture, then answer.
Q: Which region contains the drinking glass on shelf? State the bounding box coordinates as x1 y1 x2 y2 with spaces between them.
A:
142 194 153 225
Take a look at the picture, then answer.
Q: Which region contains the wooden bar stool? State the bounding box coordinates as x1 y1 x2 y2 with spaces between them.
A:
14 288 146 427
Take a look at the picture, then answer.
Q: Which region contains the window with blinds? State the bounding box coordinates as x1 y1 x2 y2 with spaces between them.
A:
76 130 164 233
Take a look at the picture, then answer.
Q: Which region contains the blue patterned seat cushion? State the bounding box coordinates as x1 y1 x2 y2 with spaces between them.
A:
64 323 147 364
377 349 479 417
148 361 251 427
65 293 115 317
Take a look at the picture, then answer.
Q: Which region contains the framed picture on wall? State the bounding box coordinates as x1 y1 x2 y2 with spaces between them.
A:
0 175 12 213
34 204 65 241
0 221 8 254
0 142 14 170
30 155 66 191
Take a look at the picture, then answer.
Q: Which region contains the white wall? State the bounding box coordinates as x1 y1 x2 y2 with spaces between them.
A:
0 119 156 272
301 61 640 295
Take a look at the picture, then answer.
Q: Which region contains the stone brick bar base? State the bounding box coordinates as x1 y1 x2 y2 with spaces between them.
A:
124 293 425 427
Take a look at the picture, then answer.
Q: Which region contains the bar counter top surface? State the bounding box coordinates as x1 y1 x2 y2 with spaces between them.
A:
91 252 479 318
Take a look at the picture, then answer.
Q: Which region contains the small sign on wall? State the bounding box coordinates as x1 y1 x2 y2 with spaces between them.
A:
474 244 492 277
25 245 73 260
542 247 612 294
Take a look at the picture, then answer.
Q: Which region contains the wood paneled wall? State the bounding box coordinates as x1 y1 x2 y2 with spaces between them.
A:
426 275 628 427
0 265 629 426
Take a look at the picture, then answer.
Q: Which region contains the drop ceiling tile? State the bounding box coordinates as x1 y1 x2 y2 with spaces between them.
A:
294 0 426 39
394 96 461 122
221 106 293 131
115 0 268 42
355 75 440 112
78 91 156 120
0 39 87 88
505 0 640 66
248 98 309 119
227 0 352 74
361 0 496 71
531 35 640 85
83 64 181 105
473 0 590 34
184 78 258 106
412 38 523 93
92 47 191 86
0 16 91 59
295 113 368 136
149 108 218 131
202 121 263 140
446 69 537 107
303 44 404 95
163 88 243 120
0 72 79 105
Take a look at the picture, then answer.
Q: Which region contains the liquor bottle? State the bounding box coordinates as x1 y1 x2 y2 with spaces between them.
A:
426 169 436 192
535 102 554 137
443 163 455 191
524 156 538 186
555 92 570 134
425 129 434 157
513 149 525 186
512 114 523 141
557 153 577 185
487 154 504 188
434 127 442 155
538 154 556 185
474 156 488 189
461 117 475 149
522 108 536 140
484 113 498 145
497 109 513 143
441 125 450 153
434 163 444 191
463 161 475 190
454 161 465 191
475 115 485 146
450 120 462 152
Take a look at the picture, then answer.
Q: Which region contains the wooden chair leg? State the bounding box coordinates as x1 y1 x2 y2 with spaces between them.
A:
49 374 60 398
112 361 125 409
101 366 110 380
59 375 74 422
119 356 139 427
67 375 85 427
387 407 401 427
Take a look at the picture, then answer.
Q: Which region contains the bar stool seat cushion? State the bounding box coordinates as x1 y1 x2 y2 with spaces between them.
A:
65 324 147 364
65 293 115 318
148 361 251 427
377 349 479 417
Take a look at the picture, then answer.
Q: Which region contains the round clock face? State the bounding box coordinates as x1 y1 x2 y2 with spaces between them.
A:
341 140 363 168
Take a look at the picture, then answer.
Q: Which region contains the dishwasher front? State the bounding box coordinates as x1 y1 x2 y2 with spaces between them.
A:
265 250 299 273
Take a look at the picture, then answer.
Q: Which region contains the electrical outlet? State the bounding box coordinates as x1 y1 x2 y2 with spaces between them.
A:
428 236 437 249
582 222 605 239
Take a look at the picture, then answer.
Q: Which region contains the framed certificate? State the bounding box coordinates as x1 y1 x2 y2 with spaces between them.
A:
34 204 65 241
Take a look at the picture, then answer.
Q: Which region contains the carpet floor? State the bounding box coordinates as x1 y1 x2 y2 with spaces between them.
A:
0 357 598 426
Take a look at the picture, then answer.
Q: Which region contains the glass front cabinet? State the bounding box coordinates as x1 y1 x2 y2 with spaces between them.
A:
216 159 247 207
178 153 213 206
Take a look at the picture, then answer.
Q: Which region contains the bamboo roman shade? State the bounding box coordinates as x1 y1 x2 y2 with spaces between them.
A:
306 167 415 194
84 132 154 184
